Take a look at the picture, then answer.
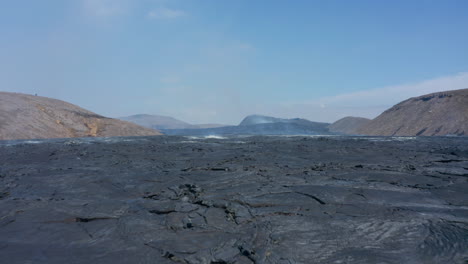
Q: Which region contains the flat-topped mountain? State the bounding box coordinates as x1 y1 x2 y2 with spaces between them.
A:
0 92 161 140
239 114 328 127
163 114 332 136
119 114 226 130
358 88 468 136
239 115 293 126
328 116 371 135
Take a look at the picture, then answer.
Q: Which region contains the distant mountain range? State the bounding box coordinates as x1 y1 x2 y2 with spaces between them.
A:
0 92 161 140
358 88 468 136
161 88 468 137
1 88 467 140
118 114 226 130
162 115 333 136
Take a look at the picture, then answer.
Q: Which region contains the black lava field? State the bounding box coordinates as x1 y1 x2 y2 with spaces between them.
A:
0 135 467 264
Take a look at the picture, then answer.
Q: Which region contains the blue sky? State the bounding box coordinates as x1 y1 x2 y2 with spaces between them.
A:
1 0 468 124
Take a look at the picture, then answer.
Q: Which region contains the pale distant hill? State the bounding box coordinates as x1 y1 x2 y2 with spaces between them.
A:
239 114 329 127
119 114 226 130
119 114 193 129
328 116 371 135
0 92 161 140
358 88 468 136
194 124 228 129
163 114 332 136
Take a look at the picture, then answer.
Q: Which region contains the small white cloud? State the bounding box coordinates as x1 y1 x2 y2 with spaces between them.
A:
277 72 468 122
139 72 468 124
319 71 468 108
147 7 186 20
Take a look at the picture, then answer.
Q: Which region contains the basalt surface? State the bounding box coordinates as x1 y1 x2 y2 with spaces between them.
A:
0 135 467 263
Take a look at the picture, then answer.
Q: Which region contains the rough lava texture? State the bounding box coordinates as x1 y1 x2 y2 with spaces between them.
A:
358 88 468 136
328 116 371 135
0 92 161 140
0 135 467 263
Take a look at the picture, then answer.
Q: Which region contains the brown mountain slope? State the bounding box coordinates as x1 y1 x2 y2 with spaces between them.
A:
358 88 468 136
328 116 371 135
0 92 161 140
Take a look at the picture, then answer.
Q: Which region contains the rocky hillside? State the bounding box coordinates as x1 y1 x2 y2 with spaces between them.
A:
358 89 468 136
0 92 161 140
119 114 226 130
328 116 371 135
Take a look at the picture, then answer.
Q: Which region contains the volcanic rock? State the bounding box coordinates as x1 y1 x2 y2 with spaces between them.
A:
0 135 467 263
